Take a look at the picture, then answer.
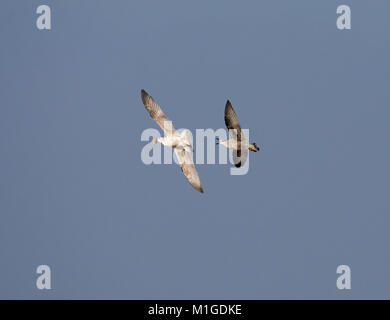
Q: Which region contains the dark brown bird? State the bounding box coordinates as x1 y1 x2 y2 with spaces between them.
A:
218 100 259 168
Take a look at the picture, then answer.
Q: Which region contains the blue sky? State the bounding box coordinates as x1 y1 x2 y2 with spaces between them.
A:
0 0 389 299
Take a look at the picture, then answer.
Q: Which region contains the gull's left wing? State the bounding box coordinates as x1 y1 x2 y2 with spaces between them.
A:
174 149 203 193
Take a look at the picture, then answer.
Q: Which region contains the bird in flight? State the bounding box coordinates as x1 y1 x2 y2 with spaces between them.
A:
217 100 260 167
141 89 204 193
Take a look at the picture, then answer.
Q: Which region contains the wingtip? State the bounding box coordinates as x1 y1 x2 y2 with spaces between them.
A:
141 89 149 104
225 100 232 111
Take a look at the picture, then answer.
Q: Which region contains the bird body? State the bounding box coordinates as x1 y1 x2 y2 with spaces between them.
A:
218 139 258 151
157 134 180 148
156 130 193 152
218 139 239 150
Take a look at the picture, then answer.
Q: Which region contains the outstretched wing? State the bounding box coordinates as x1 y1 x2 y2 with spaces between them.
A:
174 148 203 193
232 146 248 168
141 89 175 134
224 100 244 142
225 100 248 167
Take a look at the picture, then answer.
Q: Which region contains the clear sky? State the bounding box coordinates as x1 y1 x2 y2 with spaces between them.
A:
1 0 390 299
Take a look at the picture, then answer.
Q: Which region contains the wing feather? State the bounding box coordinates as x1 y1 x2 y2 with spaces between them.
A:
141 89 175 134
225 100 245 142
174 148 203 193
232 146 248 168
225 100 248 167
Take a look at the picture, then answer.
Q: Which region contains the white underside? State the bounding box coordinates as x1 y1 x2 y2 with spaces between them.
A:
219 139 249 150
158 131 193 152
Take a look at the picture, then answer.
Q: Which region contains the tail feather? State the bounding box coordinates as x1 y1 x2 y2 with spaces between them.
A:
249 142 260 152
